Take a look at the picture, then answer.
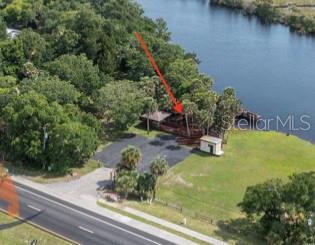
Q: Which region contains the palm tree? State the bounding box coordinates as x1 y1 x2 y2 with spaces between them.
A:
137 173 156 202
202 91 217 135
183 99 198 138
150 155 169 176
144 97 158 134
115 170 138 199
150 155 168 200
120 145 141 170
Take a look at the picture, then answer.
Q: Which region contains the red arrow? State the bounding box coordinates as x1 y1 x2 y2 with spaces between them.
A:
135 32 183 114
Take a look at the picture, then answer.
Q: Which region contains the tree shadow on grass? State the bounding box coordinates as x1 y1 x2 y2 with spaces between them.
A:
0 210 43 231
214 218 265 245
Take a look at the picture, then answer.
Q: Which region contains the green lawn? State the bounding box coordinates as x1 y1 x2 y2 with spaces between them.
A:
128 121 170 139
0 212 71 245
127 130 315 244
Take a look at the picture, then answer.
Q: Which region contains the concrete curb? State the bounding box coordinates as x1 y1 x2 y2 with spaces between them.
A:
99 199 229 245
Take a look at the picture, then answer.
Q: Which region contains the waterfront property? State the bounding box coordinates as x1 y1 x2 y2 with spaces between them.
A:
127 129 315 244
138 0 315 143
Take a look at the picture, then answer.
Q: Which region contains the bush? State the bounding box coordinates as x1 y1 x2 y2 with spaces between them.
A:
238 172 315 244
115 170 139 199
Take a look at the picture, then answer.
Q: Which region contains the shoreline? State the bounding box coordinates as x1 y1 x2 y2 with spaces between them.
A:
210 0 315 35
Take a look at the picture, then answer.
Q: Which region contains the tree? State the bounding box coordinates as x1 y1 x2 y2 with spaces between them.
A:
182 99 198 138
120 145 142 171
137 173 156 202
150 155 168 177
21 74 81 105
20 61 39 79
45 54 103 95
238 172 315 244
95 80 144 131
0 92 66 168
139 76 172 110
48 122 99 173
115 170 138 199
165 58 200 97
3 0 41 28
198 91 217 135
150 155 168 199
0 38 25 75
155 18 171 42
17 29 46 66
214 88 241 140
0 76 16 89
50 26 79 57
0 16 6 40
143 97 158 134
253 0 280 24
0 91 99 172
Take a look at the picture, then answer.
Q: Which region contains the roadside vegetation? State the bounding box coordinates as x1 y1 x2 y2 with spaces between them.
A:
211 0 315 34
114 145 168 202
123 130 315 244
3 159 100 184
0 212 71 245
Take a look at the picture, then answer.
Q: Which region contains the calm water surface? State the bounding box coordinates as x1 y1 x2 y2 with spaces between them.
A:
138 0 315 143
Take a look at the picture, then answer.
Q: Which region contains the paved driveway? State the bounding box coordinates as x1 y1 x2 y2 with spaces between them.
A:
93 134 193 172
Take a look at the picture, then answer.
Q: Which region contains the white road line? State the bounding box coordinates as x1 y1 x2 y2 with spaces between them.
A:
16 185 163 245
78 226 94 234
27 205 41 212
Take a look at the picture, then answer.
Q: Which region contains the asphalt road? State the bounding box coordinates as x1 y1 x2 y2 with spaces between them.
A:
0 182 176 245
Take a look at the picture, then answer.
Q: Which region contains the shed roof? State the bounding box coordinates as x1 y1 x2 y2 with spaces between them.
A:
200 135 222 144
6 28 21 39
141 111 172 122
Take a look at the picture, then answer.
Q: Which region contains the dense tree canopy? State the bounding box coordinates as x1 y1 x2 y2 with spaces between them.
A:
95 80 144 131
21 74 81 105
0 91 99 173
239 172 315 244
45 54 104 95
0 0 239 173
0 16 6 39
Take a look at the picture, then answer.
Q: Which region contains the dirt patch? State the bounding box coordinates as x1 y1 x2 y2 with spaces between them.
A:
164 174 193 188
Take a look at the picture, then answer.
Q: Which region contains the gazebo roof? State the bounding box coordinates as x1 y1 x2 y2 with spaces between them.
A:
141 111 172 122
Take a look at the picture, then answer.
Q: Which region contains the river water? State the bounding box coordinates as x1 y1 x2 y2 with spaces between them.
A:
137 0 315 143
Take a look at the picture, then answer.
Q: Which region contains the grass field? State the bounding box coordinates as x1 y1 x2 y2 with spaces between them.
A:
128 121 170 139
4 159 100 184
127 130 315 244
0 212 70 245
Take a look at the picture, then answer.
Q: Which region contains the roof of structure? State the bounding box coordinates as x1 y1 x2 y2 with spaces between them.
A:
141 111 172 122
200 135 222 144
6 28 21 39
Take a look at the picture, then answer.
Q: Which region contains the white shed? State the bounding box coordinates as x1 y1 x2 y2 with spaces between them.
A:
200 136 224 156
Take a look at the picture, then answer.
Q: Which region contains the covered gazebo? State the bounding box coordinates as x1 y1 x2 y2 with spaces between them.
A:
140 111 172 129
